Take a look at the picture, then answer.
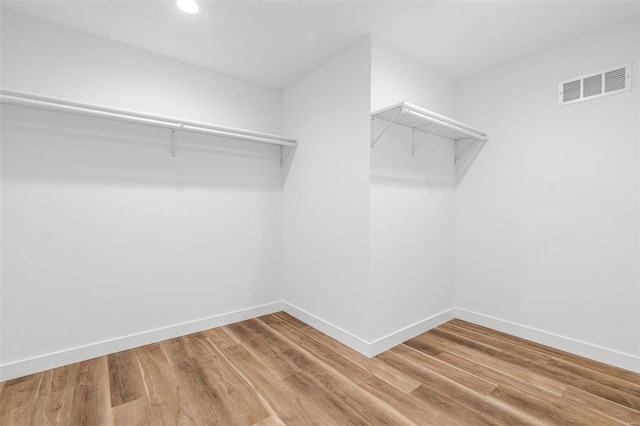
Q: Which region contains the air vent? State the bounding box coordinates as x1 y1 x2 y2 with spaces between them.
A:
605 68 626 92
583 74 602 97
559 63 632 106
563 80 581 102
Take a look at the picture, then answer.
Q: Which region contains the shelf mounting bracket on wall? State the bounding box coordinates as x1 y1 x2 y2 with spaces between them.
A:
371 107 402 148
171 128 177 157
280 145 294 168
412 128 437 156
170 122 185 157
454 137 482 164
410 129 415 156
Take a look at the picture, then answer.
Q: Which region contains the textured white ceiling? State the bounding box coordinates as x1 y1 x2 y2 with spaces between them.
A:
2 1 638 88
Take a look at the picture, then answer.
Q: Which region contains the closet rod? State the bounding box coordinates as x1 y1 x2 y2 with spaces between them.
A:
403 109 488 141
402 103 488 141
0 89 297 147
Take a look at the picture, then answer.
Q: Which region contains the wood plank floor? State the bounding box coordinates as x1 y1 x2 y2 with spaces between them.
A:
1 313 639 425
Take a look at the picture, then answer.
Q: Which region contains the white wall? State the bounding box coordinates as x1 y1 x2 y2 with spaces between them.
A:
371 40 456 116
368 40 457 341
0 10 281 134
1 10 285 378
282 38 373 343
455 20 640 371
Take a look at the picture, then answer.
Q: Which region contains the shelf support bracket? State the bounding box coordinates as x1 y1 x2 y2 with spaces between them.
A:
371 107 402 148
410 129 415 156
454 137 487 164
171 122 184 157
410 128 436 156
280 145 294 168
171 128 177 157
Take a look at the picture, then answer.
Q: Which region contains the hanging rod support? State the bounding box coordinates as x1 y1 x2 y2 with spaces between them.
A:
280 145 295 168
455 137 487 164
371 107 402 148
410 129 415 156
171 129 177 157
412 128 436 156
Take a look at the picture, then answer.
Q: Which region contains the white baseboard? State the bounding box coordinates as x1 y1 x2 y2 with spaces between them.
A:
283 302 455 357
282 302 372 356
455 308 640 373
0 301 284 382
368 308 456 356
4 302 637 381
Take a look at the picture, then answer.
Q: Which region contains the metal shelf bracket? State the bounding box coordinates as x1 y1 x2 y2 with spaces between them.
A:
171 129 177 157
371 107 403 148
455 137 487 164
411 129 415 156
170 122 184 157
280 145 295 168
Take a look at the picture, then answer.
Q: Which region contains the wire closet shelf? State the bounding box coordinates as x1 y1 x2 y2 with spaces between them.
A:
370 102 488 149
0 89 298 158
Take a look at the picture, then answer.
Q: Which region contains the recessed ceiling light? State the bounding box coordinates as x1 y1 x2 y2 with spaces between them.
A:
176 0 199 14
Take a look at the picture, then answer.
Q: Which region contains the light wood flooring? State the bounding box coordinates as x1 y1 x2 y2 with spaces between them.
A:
1 313 639 425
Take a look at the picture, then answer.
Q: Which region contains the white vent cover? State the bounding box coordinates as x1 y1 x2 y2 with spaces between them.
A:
559 63 632 106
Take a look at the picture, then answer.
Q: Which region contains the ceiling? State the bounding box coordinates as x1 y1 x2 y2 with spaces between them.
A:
2 1 638 88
